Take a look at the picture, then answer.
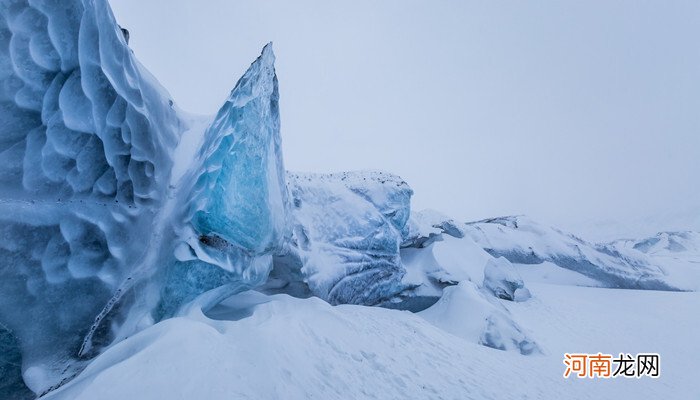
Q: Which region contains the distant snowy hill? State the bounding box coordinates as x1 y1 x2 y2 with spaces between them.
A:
463 216 683 290
561 206 700 243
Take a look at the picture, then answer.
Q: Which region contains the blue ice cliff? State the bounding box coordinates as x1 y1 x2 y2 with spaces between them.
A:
0 0 180 396
0 1 286 396
281 171 412 305
158 42 289 320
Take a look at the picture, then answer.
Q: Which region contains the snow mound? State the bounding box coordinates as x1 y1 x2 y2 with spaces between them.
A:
419 281 539 355
483 256 529 301
39 284 700 400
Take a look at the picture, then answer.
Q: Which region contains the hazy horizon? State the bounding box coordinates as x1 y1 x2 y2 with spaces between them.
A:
109 0 700 239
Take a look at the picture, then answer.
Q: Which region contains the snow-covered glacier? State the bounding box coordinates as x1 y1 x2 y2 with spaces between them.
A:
1 1 696 399
463 215 678 290
605 231 700 290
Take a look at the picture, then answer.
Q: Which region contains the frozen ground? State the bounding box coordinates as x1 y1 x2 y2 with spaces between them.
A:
45 273 699 400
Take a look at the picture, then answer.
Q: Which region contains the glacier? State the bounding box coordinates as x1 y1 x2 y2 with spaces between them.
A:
157 42 289 320
0 0 288 396
0 0 182 396
1 0 696 398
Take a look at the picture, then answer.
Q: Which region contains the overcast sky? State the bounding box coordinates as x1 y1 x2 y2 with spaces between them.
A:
109 1 699 238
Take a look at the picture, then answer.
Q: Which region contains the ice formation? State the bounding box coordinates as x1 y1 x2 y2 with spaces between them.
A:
402 208 465 248
282 171 412 305
0 0 181 396
0 0 287 396
2 1 692 398
158 42 289 319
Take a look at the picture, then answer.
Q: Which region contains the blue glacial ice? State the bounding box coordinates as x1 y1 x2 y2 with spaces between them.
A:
158 42 290 319
0 0 181 395
0 0 287 396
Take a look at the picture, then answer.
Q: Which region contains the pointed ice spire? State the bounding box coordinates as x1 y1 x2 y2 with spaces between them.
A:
187 43 289 254
154 43 291 320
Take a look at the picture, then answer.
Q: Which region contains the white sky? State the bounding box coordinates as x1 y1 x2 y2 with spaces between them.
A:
109 1 700 237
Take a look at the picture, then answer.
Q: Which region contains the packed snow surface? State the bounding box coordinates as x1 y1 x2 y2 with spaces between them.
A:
45 284 700 400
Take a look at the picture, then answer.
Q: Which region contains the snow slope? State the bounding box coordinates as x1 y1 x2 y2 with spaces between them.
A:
44 284 699 400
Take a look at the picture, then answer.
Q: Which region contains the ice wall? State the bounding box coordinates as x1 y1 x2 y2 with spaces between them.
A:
0 0 182 396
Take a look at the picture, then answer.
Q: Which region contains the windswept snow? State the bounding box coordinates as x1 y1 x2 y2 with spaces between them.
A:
44 284 700 400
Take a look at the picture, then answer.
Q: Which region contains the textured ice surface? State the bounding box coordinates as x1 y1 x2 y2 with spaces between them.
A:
283 171 412 305
0 0 181 395
0 0 288 396
419 281 539 355
186 43 288 253
159 43 289 319
464 216 678 290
